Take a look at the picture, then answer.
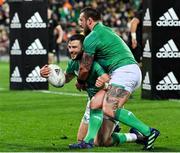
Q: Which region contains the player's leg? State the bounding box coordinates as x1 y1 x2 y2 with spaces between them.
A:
95 117 116 146
69 91 105 149
103 64 160 150
77 121 88 142
83 89 105 143
77 110 89 142
69 98 90 148
95 117 142 146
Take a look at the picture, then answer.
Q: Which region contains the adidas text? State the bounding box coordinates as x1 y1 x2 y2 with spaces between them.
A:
11 49 22 55
156 20 180 27
156 52 180 58
156 84 180 90
143 21 152 26
143 52 151 58
10 23 21 29
11 77 22 82
26 77 46 82
142 84 151 90
25 23 46 28
26 49 47 55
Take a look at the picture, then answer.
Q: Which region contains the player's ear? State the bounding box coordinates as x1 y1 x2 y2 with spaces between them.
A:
87 17 93 24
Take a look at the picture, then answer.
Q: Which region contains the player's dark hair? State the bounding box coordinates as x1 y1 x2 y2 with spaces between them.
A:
80 7 101 21
68 34 85 45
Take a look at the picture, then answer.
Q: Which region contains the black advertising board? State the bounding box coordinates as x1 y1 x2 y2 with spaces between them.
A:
9 0 48 90
142 0 180 99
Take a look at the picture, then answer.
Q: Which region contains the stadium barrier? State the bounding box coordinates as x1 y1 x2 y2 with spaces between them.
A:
9 0 48 90
142 0 180 99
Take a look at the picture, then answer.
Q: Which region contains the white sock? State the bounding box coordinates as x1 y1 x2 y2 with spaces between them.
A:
124 133 137 142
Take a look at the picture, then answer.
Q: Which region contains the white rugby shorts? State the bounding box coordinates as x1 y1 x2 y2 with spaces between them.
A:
109 64 142 93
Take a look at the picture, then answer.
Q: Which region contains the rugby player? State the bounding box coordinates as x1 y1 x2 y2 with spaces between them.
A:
40 34 144 148
73 7 160 150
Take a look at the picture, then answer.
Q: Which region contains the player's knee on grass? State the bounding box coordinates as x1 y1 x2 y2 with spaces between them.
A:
95 119 115 146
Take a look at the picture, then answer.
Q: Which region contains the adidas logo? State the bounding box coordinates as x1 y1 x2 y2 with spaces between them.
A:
10 66 22 82
10 12 21 29
143 39 151 58
25 12 46 28
156 72 180 90
26 66 47 82
156 8 180 27
156 39 180 58
10 39 22 55
142 72 151 90
25 39 47 55
143 8 152 26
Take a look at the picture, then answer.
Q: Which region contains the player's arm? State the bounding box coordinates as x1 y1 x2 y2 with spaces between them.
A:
55 25 64 44
77 34 98 86
95 73 110 88
76 53 94 91
78 53 94 82
93 62 110 88
130 17 140 49
65 73 75 83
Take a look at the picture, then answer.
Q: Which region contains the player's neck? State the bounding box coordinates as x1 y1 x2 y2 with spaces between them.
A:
90 21 98 31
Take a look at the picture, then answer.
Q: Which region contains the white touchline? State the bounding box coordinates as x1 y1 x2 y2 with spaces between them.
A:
33 90 87 97
0 87 87 97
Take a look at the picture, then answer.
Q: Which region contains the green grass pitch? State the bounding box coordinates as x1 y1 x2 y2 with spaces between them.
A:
0 61 180 152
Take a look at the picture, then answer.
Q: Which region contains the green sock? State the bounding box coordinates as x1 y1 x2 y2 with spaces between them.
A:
115 108 150 136
84 109 103 143
112 132 127 144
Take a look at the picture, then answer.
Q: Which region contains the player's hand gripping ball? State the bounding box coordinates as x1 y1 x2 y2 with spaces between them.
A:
48 64 65 87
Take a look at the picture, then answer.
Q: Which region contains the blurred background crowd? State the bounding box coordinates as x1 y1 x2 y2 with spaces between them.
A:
0 0 141 57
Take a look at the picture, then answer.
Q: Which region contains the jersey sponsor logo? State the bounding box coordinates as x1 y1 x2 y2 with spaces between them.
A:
11 66 22 82
142 72 151 90
25 39 47 55
143 39 151 58
10 39 22 55
10 12 22 28
26 66 47 82
143 8 152 26
156 8 180 27
156 39 180 58
25 12 46 28
156 72 180 90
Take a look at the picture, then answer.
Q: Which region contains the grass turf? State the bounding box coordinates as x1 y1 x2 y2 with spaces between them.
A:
0 61 180 152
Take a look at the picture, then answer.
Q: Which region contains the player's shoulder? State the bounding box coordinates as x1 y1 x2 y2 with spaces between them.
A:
68 59 79 66
85 31 98 41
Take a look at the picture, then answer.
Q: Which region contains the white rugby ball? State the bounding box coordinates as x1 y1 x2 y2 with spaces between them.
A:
48 64 65 87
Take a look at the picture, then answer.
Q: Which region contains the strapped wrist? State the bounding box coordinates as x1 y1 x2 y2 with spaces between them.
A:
131 32 136 39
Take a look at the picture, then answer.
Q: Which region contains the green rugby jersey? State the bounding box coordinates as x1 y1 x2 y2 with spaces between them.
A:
66 60 105 98
83 22 137 73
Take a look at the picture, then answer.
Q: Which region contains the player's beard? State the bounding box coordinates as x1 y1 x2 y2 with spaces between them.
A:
72 51 83 60
84 27 91 36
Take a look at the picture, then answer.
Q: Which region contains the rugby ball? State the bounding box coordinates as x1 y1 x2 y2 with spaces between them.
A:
48 64 65 87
